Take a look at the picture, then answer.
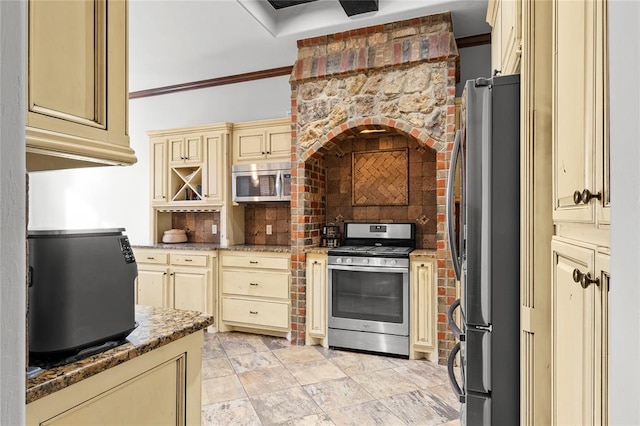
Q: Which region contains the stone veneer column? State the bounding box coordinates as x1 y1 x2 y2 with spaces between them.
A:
288 13 459 364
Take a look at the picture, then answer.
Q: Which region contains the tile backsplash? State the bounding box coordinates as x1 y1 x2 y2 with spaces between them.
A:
244 204 291 246
171 211 221 244
325 134 437 249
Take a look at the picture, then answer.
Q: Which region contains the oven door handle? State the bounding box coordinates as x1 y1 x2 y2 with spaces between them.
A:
327 264 408 274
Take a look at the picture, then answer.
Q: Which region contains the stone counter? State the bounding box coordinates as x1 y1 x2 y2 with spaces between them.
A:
410 249 438 258
133 243 291 253
26 305 213 404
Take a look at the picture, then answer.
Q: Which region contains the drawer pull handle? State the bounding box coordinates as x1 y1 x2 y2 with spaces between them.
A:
184 259 193 262
249 283 259 286
146 257 155 260
572 268 600 289
249 311 258 315
249 261 259 264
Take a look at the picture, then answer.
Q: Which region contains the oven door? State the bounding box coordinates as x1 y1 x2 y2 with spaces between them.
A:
328 264 409 336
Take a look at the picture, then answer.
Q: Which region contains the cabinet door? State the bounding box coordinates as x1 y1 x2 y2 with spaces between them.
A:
552 0 600 223
595 252 610 425
551 239 597 425
169 137 185 164
234 130 266 163
173 269 209 314
136 268 169 308
266 125 291 161
204 133 224 203
150 140 168 205
410 260 436 354
306 256 327 339
26 0 133 170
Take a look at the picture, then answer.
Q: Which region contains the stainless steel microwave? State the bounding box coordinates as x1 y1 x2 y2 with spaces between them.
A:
231 162 291 202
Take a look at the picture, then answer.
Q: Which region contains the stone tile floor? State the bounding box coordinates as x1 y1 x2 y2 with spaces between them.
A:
201 331 461 425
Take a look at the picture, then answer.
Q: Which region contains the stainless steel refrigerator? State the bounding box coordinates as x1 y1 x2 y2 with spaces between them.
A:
445 74 520 425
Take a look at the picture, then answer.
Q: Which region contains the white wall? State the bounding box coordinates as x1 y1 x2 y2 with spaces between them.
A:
609 1 640 424
0 1 26 423
28 76 292 245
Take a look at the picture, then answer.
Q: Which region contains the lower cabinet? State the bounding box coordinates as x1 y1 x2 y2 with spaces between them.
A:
305 253 328 347
134 248 216 329
219 250 291 335
26 331 203 425
410 257 437 361
551 237 609 425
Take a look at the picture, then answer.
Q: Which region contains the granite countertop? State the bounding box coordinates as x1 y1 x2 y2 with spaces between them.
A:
26 305 214 404
133 243 291 253
410 249 438 258
305 246 331 255
133 242 221 251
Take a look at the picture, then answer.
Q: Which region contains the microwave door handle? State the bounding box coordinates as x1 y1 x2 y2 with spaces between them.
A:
446 130 462 280
275 170 282 198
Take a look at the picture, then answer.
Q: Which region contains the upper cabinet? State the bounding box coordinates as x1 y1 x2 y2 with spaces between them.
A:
148 123 232 209
232 118 291 164
552 0 609 227
26 0 136 171
487 0 522 75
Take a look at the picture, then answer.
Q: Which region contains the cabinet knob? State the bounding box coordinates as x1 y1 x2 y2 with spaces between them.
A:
572 268 600 289
266 151 271 155
573 189 602 204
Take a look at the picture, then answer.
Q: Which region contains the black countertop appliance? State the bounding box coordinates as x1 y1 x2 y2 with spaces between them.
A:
27 228 138 358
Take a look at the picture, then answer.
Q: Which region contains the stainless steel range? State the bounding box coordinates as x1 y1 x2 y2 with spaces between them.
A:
327 222 415 357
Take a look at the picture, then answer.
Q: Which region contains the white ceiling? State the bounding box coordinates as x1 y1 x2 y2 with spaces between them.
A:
128 0 490 92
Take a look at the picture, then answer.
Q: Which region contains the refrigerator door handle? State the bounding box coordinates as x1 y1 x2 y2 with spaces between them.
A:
447 342 465 403
447 298 465 341
446 129 463 281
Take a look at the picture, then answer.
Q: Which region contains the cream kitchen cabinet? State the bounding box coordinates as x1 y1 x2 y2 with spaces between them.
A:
148 123 231 208
410 257 437 361
134 248 216 329
487 0 522 75
232 118 291 164
169 134 203 165
552 0 609 227
305 253 328 347
551 238 609 426
219 250 291 335
550 0 610 423
26 331 203 426
26 0 136 171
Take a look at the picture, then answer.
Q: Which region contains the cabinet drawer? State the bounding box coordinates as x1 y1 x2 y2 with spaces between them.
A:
221 271 289 299
221 254 289 270
170 253 208 267
134 250 168 265
222 298 289 330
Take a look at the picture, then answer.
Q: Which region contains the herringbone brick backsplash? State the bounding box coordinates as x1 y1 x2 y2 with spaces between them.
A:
353 149 408 206
326 135 437 249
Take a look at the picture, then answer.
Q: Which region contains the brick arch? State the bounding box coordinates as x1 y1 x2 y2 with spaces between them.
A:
299 117 445 162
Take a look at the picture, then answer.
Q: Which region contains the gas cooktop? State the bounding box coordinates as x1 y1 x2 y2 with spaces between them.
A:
328 245 415 258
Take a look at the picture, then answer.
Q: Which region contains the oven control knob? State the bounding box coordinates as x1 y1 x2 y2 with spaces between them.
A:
346 258 352 264
336 258 342 264
362 259 369 264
